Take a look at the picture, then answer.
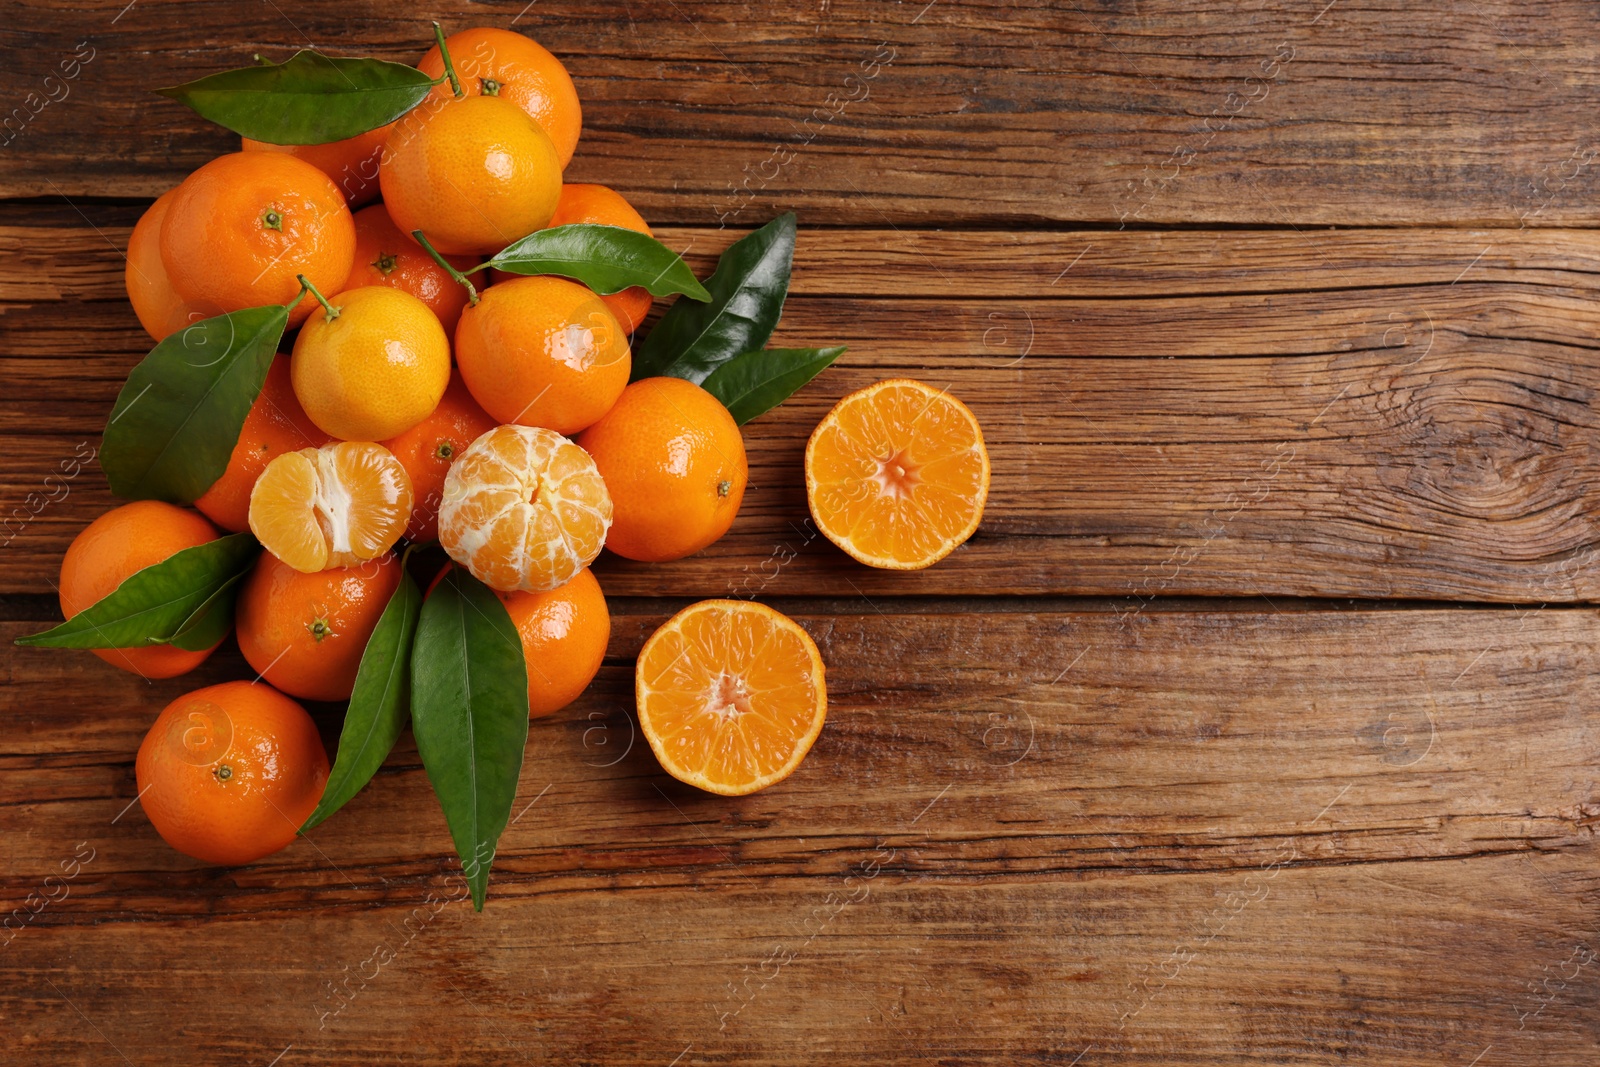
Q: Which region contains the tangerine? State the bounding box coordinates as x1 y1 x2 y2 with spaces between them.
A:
290 285 451 442
547 183 654 333
159 151 355 327
126 189 215 342
195 354 329 533
242 123 392 208
58 501 224 679
381 376 497 543
804 379 989 570
499 566 610 717
249 441 413 574
416 27 582 169
437 424 611 592
236 551 403 701
380 93 562 256
454 275 629 434
344 203 477 333
576 377 746 562
635 599 826 796
136 681 329 865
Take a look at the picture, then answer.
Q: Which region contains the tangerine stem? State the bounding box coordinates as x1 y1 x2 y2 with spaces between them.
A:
432 21 464 100
296 273 340 321
412 230 479 306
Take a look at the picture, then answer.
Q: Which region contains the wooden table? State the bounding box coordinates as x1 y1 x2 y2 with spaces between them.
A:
3 2 1598 1063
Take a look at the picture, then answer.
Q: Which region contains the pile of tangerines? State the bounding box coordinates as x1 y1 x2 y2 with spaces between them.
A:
23 25 990 903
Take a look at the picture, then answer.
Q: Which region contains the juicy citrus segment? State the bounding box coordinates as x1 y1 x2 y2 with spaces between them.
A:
248 442 413 573
637 600 826 796
804 379 990 570
438 424 612 592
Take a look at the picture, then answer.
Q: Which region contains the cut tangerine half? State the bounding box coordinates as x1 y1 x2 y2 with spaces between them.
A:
804 379 990 570
248 442 413 573
636 599 827 797
438 424 612 593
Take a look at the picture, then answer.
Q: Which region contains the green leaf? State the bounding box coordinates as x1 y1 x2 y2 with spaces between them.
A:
102 305 288 503
165 566 250 652
486 224 711 301
410 568 530 910
701 346 846 425
16 534 259 649
632 212 796 383
156 50 436 145
302 570 423 832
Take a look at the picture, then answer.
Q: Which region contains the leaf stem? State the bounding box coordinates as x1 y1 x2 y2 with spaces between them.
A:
432 21 464 100
296 274 340 321
412 231 479 306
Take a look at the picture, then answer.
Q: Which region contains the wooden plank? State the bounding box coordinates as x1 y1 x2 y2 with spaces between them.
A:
2 1 1599 227
5 221 1600 602
2 605 1596 1064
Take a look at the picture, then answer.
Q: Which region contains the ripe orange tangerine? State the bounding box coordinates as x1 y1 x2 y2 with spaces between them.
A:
454 275 630 435
249 442 413 574
58 501 225 679
437 424 611 593
499 566 610 717
344 203 478 333
236 551 403 701
381 376 497 543
576 377 746 562
126 189 215 342
804 379 990 570
196 354 329 533
136 681 328 866
380 93 562 255
290 285 451 442
546 183 655 334
159 151 355 327
243 123 392 208
416 26 582 169
636 599 826 797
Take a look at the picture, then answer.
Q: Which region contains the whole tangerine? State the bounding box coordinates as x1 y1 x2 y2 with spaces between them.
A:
380 93 562 256
499 566 610 716
196 354 330 533
454 275 629 435
547 183 654 334
235 551 403 702
58 501 225 678
126 189 216 342
136 681 328 865
577 377 747 562
381 376 497 543
159 151 355 327
416 26 582 169
344 203 478 333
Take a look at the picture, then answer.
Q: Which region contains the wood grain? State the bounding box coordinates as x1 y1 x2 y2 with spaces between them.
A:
2 604 1596 1064
5 217 1600 602
3 1 1600 227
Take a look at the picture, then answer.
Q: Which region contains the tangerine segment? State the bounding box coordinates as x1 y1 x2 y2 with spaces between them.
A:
249 442 413 574
804 379 990 571
438 424 611 593
636 600 826 797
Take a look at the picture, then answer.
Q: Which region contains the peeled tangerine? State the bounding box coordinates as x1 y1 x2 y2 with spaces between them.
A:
248 442 412 574
438 425 611 593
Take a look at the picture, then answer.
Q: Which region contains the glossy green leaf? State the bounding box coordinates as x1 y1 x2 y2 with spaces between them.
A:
15 534 259 649
156 50 436 145
302 570 422 832
486 224 711 301
165 566 250 652
701 346 846 425
410 568 530 910
632 212 795 382
102 305 288 503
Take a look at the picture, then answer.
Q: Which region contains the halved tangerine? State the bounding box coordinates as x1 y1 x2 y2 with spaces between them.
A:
804 379 990 570
248 441 413 573
636 599 827 797
438 424 612 593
